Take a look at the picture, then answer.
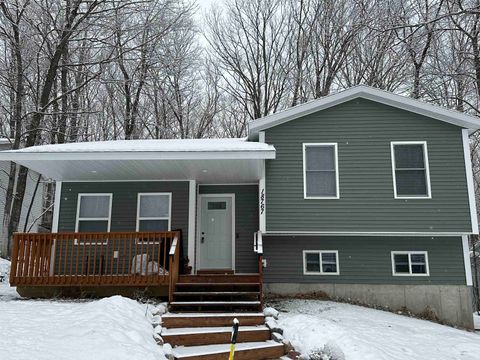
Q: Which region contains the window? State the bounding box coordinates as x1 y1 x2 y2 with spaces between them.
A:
75 194 112 232
391 251 429 276
303 143 339 199
391 141 431 198
136 193 171 231
303 250 339 275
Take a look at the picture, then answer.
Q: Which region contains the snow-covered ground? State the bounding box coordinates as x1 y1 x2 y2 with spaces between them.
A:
273 299 480 360
0 259 165 360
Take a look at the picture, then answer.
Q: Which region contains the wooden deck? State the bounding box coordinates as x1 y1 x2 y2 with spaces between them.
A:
9 231 181 290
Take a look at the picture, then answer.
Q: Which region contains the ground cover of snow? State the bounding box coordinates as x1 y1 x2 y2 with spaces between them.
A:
273 298 480 360
0 259 165 360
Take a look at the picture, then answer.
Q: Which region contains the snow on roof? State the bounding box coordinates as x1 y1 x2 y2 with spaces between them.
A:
7 138 274 153
0 138 11 145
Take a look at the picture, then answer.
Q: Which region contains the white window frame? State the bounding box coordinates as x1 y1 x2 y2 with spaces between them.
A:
390 141 431 199
391 251 430 276
302 250 340 275
136 192 172 232
75 193 112 245
303 143 340 199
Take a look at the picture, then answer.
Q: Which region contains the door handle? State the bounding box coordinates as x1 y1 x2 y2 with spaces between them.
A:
201 236 205 243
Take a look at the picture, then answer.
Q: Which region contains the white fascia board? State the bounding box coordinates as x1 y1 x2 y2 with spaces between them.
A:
462 129 479 234
263 231 471 236
0 150 276 162
248 86 480 134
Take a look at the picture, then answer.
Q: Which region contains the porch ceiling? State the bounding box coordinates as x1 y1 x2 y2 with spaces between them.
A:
7 158 266 182
0 138 274 182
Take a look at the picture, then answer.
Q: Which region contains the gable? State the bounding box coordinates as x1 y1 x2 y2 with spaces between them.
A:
248 86 480 137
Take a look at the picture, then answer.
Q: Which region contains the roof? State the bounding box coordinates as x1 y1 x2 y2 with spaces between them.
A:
0 138 275 160
248 85 480 136
0 138 275 182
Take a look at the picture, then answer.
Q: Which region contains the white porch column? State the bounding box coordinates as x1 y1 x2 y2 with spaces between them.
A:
259 132 266 233
188 179 197 273
49 181 62 275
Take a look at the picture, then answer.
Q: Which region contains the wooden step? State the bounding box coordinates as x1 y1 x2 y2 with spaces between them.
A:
173 291 259 301
175 283 260 292
162 313 265 328
171 341 284 360
162 325 270 346
169 301 262 312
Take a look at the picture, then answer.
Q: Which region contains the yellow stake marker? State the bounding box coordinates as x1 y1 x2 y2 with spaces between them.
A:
229 318 239 360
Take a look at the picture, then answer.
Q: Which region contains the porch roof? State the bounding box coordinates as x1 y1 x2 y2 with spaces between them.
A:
0 138 275 182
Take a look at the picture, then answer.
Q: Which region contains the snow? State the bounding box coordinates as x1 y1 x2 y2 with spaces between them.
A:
0 258 165 360
274 299 480 360
6 138 274 153
475 313 480 330
0 258 20 300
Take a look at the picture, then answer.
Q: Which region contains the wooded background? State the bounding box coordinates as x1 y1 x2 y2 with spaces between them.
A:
1 0 480 275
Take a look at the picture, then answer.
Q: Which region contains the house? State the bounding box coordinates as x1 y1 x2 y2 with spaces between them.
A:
1 86 478 330
0 138 45 258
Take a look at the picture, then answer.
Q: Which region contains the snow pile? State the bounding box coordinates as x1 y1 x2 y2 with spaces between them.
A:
0 295 166 360
0 258 20 300
275 299 480 360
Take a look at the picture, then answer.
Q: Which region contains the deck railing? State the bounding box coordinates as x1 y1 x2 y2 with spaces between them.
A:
10 231 180 287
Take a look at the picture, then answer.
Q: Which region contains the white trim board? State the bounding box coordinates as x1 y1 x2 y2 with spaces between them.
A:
248 85 480 135
390 141 432 199
462 129 479 234
49 181 62 275
263 231 471 236
196 193 236 271
188 180 197 273
462 235 473 286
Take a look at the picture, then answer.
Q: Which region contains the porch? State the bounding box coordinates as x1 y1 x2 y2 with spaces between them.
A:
9 230 264 304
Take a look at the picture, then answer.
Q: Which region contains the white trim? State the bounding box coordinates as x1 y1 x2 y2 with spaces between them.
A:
303 143 340 199
0 150 276 161
49 181 62 275
62 179 191 183
248 85 480 135
259 131 266 233
52 181 62 233
462 235 473 286
188 180 197 273
197 193 236 271
199 183 258 186
75 193 113 233
135 192 172 232
390 141 431 199
302 250 340 275
462 129 479 234
391 251 430 276
263 231 470 236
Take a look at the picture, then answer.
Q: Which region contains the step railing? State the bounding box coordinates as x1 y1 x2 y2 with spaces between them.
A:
254 230 264 307
10 231 180 287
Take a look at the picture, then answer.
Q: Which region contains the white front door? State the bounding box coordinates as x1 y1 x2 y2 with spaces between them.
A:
199 195 234 270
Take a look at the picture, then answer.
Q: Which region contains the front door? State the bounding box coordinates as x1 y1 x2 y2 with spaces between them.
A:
199 195 233 270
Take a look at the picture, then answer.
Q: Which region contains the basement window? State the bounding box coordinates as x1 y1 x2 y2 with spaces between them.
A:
391 251 429 276
303 250 339 275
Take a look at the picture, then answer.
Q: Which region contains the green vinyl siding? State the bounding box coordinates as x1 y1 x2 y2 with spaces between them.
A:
265 98 471 233
58 181 189 250
263 235 466 285
199 185 259 273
